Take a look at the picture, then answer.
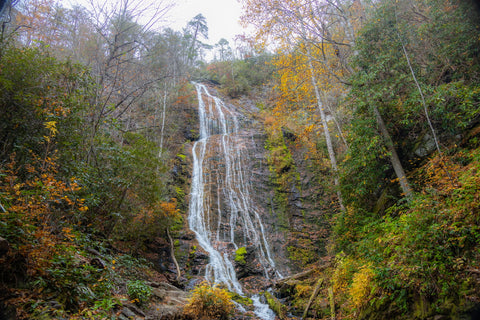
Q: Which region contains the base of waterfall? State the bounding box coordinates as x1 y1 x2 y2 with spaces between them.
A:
252 295 276 320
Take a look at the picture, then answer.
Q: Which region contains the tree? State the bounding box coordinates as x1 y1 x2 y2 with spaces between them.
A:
215 38 231 61
185 13 208 64
241 0 354 209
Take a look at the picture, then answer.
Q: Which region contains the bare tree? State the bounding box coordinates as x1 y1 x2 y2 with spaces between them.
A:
82 0 173 161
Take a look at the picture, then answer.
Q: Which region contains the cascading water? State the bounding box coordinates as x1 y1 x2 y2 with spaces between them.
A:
188 83 278 320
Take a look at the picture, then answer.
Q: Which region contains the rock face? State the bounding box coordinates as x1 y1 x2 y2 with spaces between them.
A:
144 282 189 320
183 83 291 302
235 245 265 279
173 84 334 304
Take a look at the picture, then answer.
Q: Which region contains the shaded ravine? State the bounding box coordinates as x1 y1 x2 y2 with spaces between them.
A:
188 83 278 319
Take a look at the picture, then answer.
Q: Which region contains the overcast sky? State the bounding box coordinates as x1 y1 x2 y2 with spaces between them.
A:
167 0 244 46
68 0 246 47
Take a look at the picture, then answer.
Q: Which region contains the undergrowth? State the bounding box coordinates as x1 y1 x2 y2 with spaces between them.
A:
330 147 480 318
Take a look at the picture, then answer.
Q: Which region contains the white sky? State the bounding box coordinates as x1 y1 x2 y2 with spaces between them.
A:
67 0 246 48
166 0 245 47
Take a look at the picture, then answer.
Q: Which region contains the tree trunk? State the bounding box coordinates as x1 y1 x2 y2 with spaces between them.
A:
323 91 349 149
305 45 345 211
166 228 181 283
159 83 167 158
395 23 442 156
302 278 324 319
328 287 335 320
373 106 413 198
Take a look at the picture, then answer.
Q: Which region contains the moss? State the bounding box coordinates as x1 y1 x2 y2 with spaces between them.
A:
176 153 187 161
264 128 300 232
175 186 185 201
234 247 247 265
230 292 253 306
264 291 288 320
287 240 317 267
189 245 197 259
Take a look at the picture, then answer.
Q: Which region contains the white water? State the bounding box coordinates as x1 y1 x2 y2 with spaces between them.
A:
252 295 277 320
188 83 277 320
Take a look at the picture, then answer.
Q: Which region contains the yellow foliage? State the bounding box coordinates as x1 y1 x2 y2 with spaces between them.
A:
0 153 85 277
44 120 58 136
423 155 463 196
183 282 234 320
295 284 313 298
159 198 180 218
349 265 375 309
332 254 358 295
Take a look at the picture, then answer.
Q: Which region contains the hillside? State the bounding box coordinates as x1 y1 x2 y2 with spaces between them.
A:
1 0 480 319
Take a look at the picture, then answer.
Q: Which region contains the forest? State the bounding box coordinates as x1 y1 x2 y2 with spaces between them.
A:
1 0 480 319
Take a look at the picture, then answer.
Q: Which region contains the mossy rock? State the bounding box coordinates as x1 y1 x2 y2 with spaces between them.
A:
231 292 253 306
264 291 288 320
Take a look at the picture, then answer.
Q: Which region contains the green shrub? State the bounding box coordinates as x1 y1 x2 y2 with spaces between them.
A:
234 247 247 264
127 280 152 305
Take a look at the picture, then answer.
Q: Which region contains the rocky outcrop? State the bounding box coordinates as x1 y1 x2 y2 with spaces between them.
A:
178 85 292 295
143 282 189 320
235 245 265 279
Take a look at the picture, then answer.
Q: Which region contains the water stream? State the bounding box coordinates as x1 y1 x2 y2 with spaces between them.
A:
188 83 277 320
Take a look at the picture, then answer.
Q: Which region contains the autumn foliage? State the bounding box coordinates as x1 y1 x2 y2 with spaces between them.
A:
1 0 480 318
183 282 234 320
0 9 186 316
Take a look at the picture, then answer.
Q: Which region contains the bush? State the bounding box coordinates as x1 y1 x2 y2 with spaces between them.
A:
349 264 375 309
183 282 234 320
127 280 152 305
234 247 247 264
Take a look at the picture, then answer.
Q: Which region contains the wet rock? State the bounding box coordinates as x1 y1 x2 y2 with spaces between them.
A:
235 246 264 279
183 125 199 141
0 236 10 256
192 251 209 265
123 302 146 317
179 231 196 240
185 278 203 291
121 307 137 318
152 288 167 300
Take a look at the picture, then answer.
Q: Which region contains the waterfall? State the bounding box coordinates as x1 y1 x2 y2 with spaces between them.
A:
188 83 277 320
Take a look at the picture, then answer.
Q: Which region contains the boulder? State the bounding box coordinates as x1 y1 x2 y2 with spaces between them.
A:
0 236 10 257
146 282 189 320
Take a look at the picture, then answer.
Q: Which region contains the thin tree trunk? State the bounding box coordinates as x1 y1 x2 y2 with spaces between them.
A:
159 83 167 158
166 228 181 282
302 278 324 320
373 106 413 197
395 25 442 156
328 286 335 320
305 44 345 211
323 91 349 149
